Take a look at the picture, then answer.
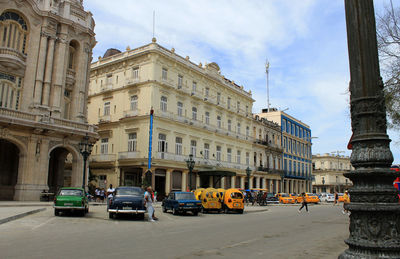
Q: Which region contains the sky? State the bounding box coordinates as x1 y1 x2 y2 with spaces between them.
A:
84 0 400 164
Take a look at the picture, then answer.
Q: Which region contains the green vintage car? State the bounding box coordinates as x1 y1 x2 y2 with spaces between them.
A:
54 187 89 216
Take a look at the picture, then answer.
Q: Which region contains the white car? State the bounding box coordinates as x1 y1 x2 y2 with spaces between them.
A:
320 193 335 202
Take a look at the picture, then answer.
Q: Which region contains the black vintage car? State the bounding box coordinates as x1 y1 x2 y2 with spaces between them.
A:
107 186 146 219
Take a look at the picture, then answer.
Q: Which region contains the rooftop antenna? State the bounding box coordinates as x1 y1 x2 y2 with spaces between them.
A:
265 59 270 111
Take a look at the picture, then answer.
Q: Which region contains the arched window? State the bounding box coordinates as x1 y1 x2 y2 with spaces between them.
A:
68 41 79 70
0 11 28 54
0 72 21 110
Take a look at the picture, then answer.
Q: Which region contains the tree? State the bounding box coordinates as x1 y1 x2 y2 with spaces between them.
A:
376 2 400 130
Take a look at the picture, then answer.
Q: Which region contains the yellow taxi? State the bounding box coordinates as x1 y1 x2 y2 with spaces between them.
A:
217 188 225 203
222 188 244 214
197 188 222 213
296 193 320 204
276 193 295 204
194 188 205 200
290 193 298 202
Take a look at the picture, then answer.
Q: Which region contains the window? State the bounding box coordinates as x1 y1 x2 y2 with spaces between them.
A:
162 68 167 80
175 137 182 155
130 95 138 111
128 133 137 152
217 92 221 104
204 143 210 159
178 75 183 89
245 105 249 115
160 96 167 112
132 67 139 79
101 138 109 154
192 107 197 120
246 126 249 137
177 102 183 117
246 152 250 165
104 102 110 115
227 148 232 163
205 88 209 97
236 150 241 164
158 134 167 155
228 119 232 131
216 146 221 161
227 97 231 109
106 75 112 85
0 12 28 54
205 112 210 125
190 140 197 156
192 81 197 93
0 73 21 110
237 101 240 112
217 116 222 128
237 123 241 134
282 119 286 131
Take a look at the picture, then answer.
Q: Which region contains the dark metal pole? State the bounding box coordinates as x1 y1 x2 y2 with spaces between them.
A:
189 166 192 191
82 154 88 189
341 1 400 258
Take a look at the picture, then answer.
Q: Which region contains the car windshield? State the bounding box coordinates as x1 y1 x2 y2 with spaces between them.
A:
230 192 243 199
115 188 143 196
175 193 196 200
307 193 317 197
267 193 275 198
281 193 289 197
59 189 82 196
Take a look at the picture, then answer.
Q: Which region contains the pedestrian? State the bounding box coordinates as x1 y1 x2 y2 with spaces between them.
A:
342 190 350 215
100 188 105 202
144 186 155 222
106 184 115 209
95 188 100 202
334 191 338 206
298 192 309 213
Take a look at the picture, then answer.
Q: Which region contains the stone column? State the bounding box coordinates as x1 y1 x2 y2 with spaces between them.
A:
34 33 48 105
196 174 200 189
340 1 399 258
181 171 188 191
240 176 245 189
249 176 253 189
231 176 236 188
221 177 225 189
209 176 213 188
165 169 172 195
42 37 56 106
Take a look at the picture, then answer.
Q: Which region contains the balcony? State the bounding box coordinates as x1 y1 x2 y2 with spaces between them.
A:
99 114 111 123
66 68 76 86
101 83 113 92
125 77 140 86
90 154 116 162
0 47 26 73
123 109 140 117
156 152 186 162
118 151 141 160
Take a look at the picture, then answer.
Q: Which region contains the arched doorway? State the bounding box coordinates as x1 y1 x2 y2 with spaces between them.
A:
48 147 73 194
0 139 19 200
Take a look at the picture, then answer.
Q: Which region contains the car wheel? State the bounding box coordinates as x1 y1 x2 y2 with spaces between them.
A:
138 213 145 220
85 207 89 213
79 210 85 217
224 206 229 214
162 206 167 213
109 212 114 219
193 211 199 216
172 207 178 215
54 209 59 216
238 209 244 214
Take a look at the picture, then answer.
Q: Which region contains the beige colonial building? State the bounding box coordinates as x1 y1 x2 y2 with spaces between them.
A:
0 0 96 200
87 39 284 198
258 109 313 193
312 153 353 193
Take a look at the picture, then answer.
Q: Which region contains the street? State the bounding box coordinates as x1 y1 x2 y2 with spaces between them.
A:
0 204 348 259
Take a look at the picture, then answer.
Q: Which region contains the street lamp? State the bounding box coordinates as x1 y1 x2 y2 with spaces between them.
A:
79 134 93 190
246 167 252 190
185 154 195 191
322 176 325 192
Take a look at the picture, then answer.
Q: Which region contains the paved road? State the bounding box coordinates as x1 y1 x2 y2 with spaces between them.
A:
0 204 349 259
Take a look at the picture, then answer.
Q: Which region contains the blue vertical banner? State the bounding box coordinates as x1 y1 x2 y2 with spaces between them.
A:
148 108 154 170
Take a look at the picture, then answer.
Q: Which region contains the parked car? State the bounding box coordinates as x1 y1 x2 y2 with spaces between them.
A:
108 186 146 219
276 193 295 204
196 188 222 213
265 192 279 204
296 193 320 204
222 188 244 214
54 187 88 216
162 191 202 216
320 193 335 202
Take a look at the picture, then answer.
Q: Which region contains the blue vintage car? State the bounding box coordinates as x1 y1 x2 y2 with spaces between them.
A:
108 186 146 219
162 191 202 216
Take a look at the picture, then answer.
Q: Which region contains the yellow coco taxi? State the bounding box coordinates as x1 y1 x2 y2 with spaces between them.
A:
276 193 295 204
198 188 222 213
296 193 320 204
223 188 244 214
217 188 225 203
194 188 205 200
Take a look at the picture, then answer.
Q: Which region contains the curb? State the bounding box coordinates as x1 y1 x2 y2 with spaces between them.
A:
0 208 47 225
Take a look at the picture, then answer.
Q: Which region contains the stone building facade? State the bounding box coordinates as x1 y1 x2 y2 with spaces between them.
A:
312 153 353 193
0 0 96 200
87 39 284 198
258 109 313 193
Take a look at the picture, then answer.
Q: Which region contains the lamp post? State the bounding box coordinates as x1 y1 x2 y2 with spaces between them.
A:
322 177 325 193
185 154 195 191
246 167 252 190
79 134 93 190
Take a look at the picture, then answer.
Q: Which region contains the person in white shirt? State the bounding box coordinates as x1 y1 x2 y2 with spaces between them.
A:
144 186 155 222
106 184 115 209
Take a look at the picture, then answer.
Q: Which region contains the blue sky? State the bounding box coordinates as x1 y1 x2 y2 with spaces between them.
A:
85 0 400 164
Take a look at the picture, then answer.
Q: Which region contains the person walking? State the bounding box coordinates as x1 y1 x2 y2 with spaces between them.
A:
144 186 155 222
298 192 309 213
342 190 350 215
334 191 338 206
106 184 115 209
